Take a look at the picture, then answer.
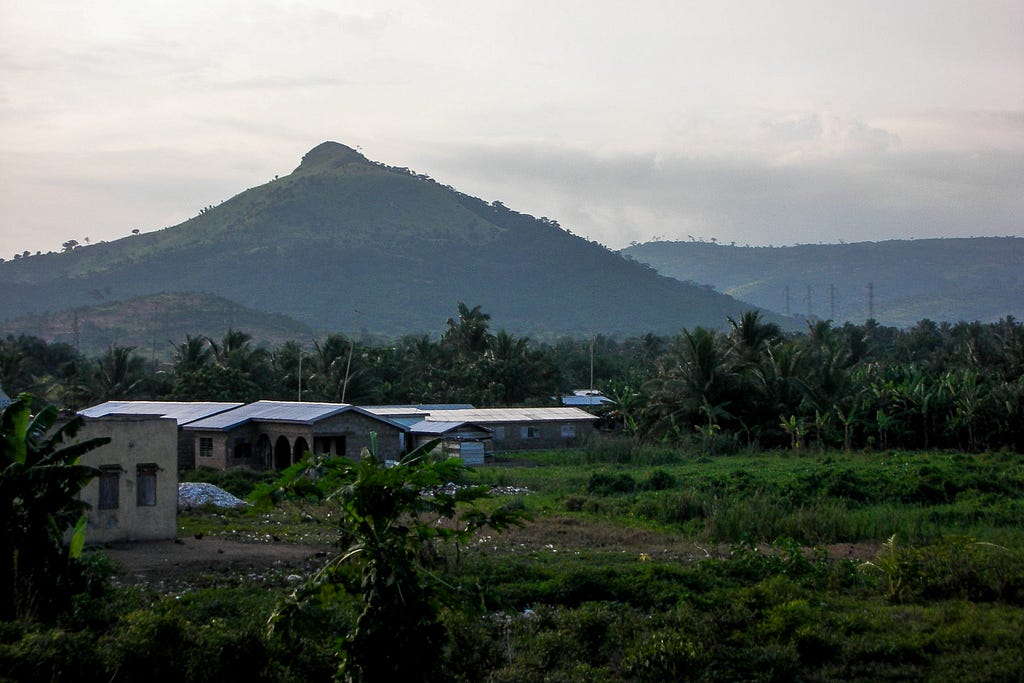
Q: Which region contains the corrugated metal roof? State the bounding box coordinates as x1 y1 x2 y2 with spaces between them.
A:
182 401 409 432
363 406 431 418
184 400 353 431
409 420 467 434
422 407 598 423
409 420 493 435
79 401 242 425
561 395 613 406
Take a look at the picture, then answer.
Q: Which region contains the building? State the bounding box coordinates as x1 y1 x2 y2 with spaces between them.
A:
79 401 242 469
181 401 409 470
76 415 179 542
407 419 493 464
421 407 598 453
560 389 613 408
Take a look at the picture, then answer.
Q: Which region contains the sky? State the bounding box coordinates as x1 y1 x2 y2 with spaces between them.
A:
1 0 1022 256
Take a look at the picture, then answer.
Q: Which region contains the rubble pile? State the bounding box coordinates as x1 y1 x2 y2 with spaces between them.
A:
428 482 530 497
178 482 249 510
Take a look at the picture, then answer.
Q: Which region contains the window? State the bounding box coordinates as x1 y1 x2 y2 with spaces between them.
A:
136 464 158 507
98 465 120 510
199 437 213 458
494 427 505 442
560 424 576 438
232 438 252 459
520 426 541 439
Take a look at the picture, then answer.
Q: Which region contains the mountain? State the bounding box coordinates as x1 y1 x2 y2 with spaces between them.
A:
1 292 314 358
621 238 1024 328
0 142 786 340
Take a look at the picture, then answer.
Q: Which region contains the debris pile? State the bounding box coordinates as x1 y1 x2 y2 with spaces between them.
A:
427 482 530 497
178 482 248 510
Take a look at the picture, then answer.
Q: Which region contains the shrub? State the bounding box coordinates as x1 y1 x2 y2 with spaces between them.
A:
586 471 636 495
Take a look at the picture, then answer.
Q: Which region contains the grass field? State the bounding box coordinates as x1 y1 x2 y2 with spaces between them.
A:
3 445 1022 682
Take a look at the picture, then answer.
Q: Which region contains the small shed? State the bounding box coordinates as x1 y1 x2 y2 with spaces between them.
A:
408 420 492 465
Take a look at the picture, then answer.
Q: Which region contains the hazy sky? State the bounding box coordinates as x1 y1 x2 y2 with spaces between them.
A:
2 1 1021 255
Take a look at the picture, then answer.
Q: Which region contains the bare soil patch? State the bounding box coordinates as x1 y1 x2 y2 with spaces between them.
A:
474 516 880 562
99 537 333 591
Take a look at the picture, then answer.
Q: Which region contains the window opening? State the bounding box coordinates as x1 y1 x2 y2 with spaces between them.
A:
98 465 121 510
137 463 159 507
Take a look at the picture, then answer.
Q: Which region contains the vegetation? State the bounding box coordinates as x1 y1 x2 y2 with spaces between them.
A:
0 141 770 340
4 306 1021 454
2 446 1023 681
0 290 1021 678
622 236 1024 327
251 437 526 681
0 395 109 621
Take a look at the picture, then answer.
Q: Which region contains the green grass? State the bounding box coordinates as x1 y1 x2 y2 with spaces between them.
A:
7 447 1020 681
481 448 1024 546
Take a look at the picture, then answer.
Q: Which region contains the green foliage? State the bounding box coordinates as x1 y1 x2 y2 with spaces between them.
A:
252 437 527 682
0 394 109 621
182 466 278 499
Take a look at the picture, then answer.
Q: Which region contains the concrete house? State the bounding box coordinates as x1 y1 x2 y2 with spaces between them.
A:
181 401 409 470
421 407 598 453
79 401 242 469
75 415 179 542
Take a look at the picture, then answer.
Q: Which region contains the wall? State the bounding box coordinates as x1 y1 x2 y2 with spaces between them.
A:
183 410 408 471
487 419 595 452
76 416 179 543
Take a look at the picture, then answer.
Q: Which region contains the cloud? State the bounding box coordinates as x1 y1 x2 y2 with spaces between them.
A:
412 119 1023 249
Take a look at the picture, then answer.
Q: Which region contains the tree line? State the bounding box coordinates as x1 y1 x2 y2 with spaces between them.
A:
2 305 1021 452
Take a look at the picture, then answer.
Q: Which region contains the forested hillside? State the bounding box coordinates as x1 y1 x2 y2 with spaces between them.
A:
622 237 1024 327
0 142 781 339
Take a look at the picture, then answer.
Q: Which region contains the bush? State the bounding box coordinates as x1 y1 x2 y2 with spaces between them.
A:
181 466 277 498
586 471 636 495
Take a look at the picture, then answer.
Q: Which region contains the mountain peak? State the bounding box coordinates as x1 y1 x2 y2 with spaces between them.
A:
296 141 371 172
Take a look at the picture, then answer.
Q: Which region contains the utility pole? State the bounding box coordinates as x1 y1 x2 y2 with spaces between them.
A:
867 282 875 322
297 348 303 401
829 283 835 321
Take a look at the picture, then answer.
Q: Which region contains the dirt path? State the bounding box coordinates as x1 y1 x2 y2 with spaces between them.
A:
100 537 333 591
97 517 879 592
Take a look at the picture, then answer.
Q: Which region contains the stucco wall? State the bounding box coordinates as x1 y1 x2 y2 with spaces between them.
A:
77 416 179 543
487 419 595 452
184 410 407 471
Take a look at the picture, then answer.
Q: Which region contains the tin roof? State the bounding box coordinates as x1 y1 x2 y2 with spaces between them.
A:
408 420 492 435
79 401 242 425
422 407 598 423
561 395 613 406
184 400 353 430
182 400 408 432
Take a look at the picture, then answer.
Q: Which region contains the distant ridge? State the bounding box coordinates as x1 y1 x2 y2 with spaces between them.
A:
0 142 789 339
1 292 313 358
622 237 1024 327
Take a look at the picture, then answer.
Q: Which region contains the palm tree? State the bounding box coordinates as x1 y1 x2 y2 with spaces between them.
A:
91 345 147 401
443 302 492 357
170 334 213 376
644 327 737 440
727 310 781 367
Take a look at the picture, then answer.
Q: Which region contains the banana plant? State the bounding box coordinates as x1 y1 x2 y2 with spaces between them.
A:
0 394 109 620
252 435 527 683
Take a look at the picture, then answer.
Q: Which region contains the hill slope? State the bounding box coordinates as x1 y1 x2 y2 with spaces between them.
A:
1 292 314 359
0 142 784 339
621 238 1024 327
